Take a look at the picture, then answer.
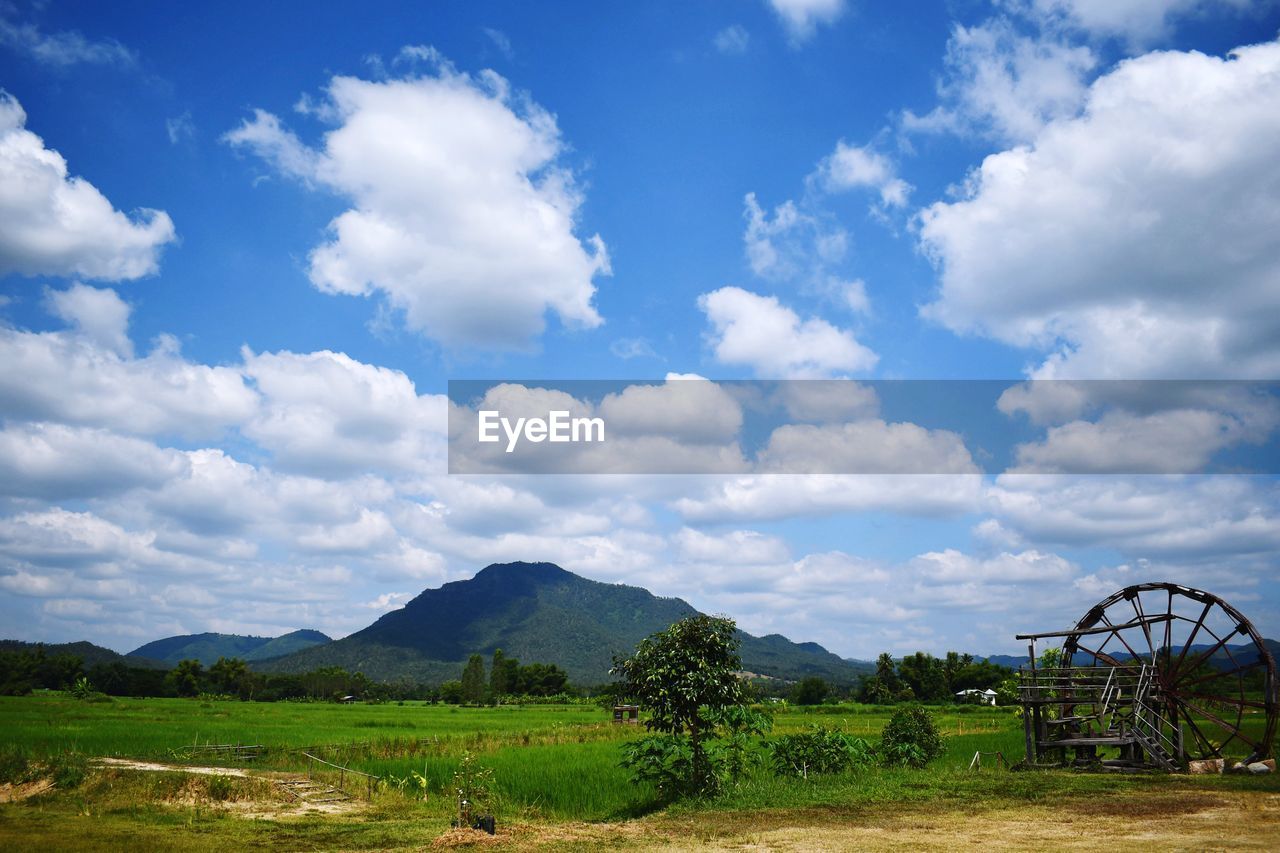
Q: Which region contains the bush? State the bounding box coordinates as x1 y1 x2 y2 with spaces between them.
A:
769 726 873 778
878 705 945 768
48 751 88 789
0 745 31 785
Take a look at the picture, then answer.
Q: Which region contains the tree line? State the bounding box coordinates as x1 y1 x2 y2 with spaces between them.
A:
0 645 576 703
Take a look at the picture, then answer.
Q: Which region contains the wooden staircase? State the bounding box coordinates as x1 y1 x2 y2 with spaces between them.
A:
275 777 351 804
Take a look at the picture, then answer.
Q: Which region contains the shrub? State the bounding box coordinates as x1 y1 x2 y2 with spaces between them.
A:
769 726 873 779
878 705 945 768
48 751 89 789
0 745 31 785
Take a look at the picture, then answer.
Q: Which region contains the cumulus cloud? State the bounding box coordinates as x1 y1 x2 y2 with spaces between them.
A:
0 93 175 280
0 423 188 500
813 141 912 207
698 286 877 377
919 40 1280 378
985 475 1280 558
44 283 133 357
767 0 846 45
674 474 984 522
224 52 610 350
903 19 1096 143
241 348 448 478
757 420 979 474
0 315 256 440
1000 0 1263 47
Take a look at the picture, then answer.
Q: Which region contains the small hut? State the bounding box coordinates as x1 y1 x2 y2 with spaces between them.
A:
612 704 640 724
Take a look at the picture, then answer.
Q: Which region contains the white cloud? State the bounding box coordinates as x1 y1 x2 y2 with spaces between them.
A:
904 19 1096 143
919 40 1280 378
767 0 846 45
675 474 984 522
986 475 1280 559
0 16 136 67
0 319 256 440
1002 0 1262 47
165 112 195 145
910 548 1077 582
0 93 175 280
676 528 790 564
757 420 980 474
241 348 447 478
0 423 188 500
1009 408 1277 473
714 24 750 55
698 286 877 377
225 53 610 350
814 141 912 207
44 283 133 357
482 27 514 60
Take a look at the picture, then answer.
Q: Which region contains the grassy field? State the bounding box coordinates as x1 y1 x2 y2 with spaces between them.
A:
1 694 1276 850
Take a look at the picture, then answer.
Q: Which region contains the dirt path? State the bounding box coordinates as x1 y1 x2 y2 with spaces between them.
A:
432 791 1280 851
94 757 254 777
91 756 359 816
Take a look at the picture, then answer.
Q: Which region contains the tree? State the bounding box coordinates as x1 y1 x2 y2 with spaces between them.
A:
209 657 249 697
439 680 464 704
490 649 509 696
791 676 829 706
875 652 901 694
460 654 487 704
611 614 748 796
170 659 204 697
879 705 945 768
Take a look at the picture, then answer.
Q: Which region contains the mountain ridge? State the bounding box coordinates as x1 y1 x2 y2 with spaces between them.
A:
129 629 332 667
258 561 873 686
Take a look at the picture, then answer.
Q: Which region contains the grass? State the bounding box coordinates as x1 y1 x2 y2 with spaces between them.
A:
1 695 1276 850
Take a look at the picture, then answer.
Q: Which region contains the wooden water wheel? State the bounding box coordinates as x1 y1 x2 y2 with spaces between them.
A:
1060 583 1277 764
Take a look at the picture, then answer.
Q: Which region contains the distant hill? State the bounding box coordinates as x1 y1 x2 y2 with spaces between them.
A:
129 629 331 667
984 638 1280 671
0 639 167 670
259 562 872 686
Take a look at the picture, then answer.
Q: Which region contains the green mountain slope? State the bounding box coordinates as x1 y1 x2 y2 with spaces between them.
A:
0 639 167 670
129 629 330 667
259 562 872 686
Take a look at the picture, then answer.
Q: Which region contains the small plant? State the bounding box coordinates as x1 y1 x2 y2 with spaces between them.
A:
878 705 945 768
452 750 495 827
769 725 873 779
48 751 89 789
0 745 32 785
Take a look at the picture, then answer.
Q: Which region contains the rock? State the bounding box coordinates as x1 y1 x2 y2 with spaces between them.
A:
1188 758 1224 774
1229 761 1250 774
1247 762 1273 774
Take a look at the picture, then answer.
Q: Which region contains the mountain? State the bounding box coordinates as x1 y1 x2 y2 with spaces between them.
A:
0 639 167 670
260 562 872 686
129 629 331 667
983 638 1280 671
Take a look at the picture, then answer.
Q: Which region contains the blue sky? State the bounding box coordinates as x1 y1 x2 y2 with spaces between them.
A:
2 0 1279 660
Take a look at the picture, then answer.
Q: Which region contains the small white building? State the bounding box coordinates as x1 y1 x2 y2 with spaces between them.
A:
955 688 998 706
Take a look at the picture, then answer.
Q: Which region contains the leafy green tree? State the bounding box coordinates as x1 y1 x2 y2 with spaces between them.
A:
209 657 249 697
169 659 204 697
878 705 945 768
439 680 464 704
875 653 901 694
791 676 829 705
489 649 509 696
612 614 748 797
460 654 487 704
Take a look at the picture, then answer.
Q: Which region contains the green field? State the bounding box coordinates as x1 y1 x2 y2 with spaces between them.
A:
1 695 1276 850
